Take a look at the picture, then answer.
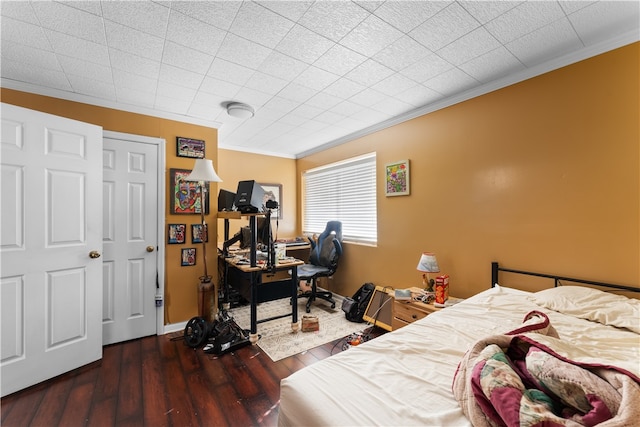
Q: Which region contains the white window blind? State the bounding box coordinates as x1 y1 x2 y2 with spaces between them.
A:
303 153 377 245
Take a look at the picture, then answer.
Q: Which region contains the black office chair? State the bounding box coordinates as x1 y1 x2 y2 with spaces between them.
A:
297 221 343 313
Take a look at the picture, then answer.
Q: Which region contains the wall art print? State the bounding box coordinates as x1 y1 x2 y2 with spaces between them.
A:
176 137 205 158
167 224 186 244
191 224 208 243
181 248 196 266
170 169 210 215
385 160 410 196
258 183 283 219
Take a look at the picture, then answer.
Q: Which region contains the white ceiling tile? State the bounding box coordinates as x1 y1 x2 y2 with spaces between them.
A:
110 49 161 79
191 91 227 111
58 1 104 16
116 87 156 108
233 86 273 107
277 82 316 103
244 71 289 95
370 95 413 116
313 44 367 76
350 107 392 126
349 87 387 107
256 1 314 22
156 80 196 103
230 2 294 49
373 73 416 96
32 2 106 44
323 78 366 99
410 2 479 51
329 100 365 117
374 1 449 32
158 64 204 90
67 75 116 100
485 1 565 44
154 94 191 115
1 58 71 91
258 51 307 81
162 41 214 75
188 101 224 121
262 96 299 116
169 1 241 32
0 1 40 25
373 35 432 71
305 92 343 110
166 11 226 57
399 53 454 83
507 17 583 67
1 40 62 72
395 84 442 107
314 109 346 125
293 66 339 91
207 58 255 86
298 1 369 42
59 56 113 84
458 46 525 83
1 17 52 50
424 67 478 96
340 14 403 57
458 1 522 25
102 1 169 38
46 30 111 66
113 69 158 93
568 1 640 46
104 21 164 62
344 59 394 86
216 33 273 69
199 76 241 99
437 27 502 66
275 24 334 64
291 104 323 120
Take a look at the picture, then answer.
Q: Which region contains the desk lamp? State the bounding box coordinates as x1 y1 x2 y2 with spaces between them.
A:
185 159 222 321
416 252 440 292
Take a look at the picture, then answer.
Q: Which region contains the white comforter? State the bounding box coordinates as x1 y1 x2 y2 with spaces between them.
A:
278 286 639 426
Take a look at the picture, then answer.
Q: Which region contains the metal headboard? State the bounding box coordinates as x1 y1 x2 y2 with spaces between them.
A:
491 261 640 293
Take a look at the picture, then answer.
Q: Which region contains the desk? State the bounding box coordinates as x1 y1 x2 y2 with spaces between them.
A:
222 256 303 343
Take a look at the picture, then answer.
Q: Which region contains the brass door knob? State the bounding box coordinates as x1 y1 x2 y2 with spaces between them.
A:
89 250 101 259
146 246 155 253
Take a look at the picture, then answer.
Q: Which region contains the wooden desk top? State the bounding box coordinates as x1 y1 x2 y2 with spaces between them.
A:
223 255 304 273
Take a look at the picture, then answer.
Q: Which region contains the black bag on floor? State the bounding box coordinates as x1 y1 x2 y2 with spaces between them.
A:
342 283 375 323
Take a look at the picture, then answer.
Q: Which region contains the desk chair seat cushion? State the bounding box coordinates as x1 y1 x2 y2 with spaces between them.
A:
298 264 331 279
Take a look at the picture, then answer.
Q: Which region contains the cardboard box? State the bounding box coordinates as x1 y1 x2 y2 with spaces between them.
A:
435 275 449 304
301 315 319 332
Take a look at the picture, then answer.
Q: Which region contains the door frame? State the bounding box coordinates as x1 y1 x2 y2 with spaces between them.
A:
102 130 166 335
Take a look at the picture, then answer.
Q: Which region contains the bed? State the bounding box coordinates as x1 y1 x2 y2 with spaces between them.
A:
278 262 640 426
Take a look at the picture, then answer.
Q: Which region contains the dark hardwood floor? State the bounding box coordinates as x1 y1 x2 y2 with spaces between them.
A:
1 326 385 427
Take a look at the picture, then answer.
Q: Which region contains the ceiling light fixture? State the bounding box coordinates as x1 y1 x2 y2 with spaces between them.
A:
226 102 254 119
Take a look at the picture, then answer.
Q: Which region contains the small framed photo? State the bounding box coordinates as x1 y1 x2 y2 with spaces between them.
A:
191 224 208 243
258 183 283 219
168 224 186 244
170 169 210 215
385 160 410 197
176 137 205 158
181 248 196 266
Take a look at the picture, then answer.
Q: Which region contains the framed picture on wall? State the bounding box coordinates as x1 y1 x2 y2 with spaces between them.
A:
167 224 186 244
258 183 283 219
170 169 210 214
385 160 410 197
176 137 205 158
181 248 196 266
191 224 208 243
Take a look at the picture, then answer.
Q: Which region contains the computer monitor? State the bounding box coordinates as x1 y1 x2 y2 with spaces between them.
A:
218 189 236 212
234 180 264 213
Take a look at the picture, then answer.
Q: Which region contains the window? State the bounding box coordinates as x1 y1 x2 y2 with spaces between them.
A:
303 153 377 245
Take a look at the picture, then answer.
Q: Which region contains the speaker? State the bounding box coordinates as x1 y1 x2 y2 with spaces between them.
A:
234 180 265 213
218 189 236 212
362 286 394 331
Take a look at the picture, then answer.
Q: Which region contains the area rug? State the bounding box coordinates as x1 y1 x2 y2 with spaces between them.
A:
229 292 365 362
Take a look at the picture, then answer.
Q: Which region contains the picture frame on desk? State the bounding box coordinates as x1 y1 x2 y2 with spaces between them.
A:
258 183 283 219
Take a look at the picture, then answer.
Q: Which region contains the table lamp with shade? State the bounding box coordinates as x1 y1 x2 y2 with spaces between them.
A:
416 252 440 292
185 159 222 322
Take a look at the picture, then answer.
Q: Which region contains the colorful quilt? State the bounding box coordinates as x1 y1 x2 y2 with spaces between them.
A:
452 311 640 426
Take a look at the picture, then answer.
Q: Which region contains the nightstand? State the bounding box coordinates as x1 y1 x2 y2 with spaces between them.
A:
392 287 460 330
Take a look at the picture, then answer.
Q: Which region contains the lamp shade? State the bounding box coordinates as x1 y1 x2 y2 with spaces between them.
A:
416 252 440 273
227 102 254 119
185 159 222 182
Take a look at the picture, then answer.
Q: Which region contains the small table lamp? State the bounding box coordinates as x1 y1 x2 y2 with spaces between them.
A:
185 159 222 321
416 252 440 292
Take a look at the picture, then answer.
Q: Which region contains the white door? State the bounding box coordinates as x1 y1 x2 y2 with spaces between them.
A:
0 103 103 397
102 134 160 345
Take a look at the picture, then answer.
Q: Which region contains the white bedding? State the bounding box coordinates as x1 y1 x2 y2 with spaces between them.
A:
277 285 640 426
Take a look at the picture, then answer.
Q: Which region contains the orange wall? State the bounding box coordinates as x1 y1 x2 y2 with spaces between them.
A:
216 149 297 242
297 43 639 298
0 89 219 324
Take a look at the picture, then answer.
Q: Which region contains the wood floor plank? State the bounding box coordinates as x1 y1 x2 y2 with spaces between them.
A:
29 374 74 426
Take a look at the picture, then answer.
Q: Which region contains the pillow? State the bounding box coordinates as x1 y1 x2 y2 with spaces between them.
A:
531 286 640 334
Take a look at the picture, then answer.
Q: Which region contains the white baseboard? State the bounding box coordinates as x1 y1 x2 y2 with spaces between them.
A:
163 320 188 335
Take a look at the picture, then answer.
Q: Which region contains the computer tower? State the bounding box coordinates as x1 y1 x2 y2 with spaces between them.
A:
234 180 265 213
218 189 236 212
